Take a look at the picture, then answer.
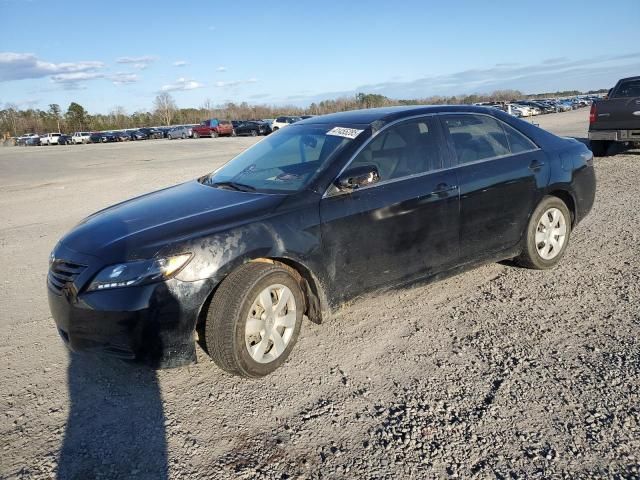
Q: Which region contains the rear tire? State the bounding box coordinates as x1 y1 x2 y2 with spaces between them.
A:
205 262 304 378
211 131 218 138
514 196 571 270
590 140 610 157
193 132 200 139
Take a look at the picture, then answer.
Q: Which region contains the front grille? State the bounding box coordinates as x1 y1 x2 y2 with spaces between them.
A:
48 260 87 295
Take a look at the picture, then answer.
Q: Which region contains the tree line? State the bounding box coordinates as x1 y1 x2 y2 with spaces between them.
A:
1 88 607 137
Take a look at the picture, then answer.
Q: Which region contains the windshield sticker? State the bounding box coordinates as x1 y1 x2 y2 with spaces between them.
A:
326 127 364 139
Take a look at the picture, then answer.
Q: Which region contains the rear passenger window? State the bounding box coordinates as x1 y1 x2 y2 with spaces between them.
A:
501 122 538 153
442 114 509 164
349 117 444 181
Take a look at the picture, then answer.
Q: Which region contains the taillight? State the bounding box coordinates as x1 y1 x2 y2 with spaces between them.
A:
589 103 596 124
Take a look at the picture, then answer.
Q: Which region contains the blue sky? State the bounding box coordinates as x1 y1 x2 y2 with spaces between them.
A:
1 0 639 114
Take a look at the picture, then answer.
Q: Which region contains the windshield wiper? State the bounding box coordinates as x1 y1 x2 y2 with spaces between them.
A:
209 181 256 192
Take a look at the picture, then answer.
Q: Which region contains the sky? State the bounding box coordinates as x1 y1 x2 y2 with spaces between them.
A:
1 0 639 114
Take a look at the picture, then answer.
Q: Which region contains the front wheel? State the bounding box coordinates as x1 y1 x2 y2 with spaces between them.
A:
514 196 571 270
251 130 257 137
205 262 304 378
590 140 610 157
193 132 200 139
211 131 218 138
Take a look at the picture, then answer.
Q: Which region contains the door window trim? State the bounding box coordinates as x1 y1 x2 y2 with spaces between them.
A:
323 111 541 198
323 113 443 198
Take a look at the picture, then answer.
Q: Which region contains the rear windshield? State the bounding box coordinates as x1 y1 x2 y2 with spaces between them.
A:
613 80 640 98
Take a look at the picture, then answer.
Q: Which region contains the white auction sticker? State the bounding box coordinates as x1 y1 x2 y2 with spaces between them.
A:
326 127 364 139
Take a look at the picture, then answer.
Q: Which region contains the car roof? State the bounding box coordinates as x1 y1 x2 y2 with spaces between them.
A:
295 105 505 127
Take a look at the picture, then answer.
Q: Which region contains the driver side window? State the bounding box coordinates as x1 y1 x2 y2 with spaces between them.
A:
349 117 444 181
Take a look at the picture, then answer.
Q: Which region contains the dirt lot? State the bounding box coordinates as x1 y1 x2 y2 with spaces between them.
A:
1 109 639 479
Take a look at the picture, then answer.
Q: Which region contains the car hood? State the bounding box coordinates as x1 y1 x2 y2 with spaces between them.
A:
60 180 284 262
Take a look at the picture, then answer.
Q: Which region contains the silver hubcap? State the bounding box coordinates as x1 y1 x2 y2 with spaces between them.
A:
535 207 567 260
245 284 296 364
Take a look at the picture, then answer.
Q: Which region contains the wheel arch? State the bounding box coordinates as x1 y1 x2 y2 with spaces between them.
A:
195 255 330 343
546 188 577 226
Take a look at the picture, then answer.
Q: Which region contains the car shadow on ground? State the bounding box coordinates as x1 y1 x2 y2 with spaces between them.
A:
57 353 168 480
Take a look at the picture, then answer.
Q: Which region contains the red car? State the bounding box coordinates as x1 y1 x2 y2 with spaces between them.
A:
192 119 234 138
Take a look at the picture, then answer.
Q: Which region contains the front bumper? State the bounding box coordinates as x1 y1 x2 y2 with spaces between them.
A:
588 129 640 142
48 244 212 368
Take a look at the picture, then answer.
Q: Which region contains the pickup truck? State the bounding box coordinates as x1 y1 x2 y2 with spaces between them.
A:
588 76 640 156
192 119 234 138
40 132 62 145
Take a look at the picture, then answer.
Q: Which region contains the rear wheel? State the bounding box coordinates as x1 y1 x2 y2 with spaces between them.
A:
211 131 219 138
205 262 304 378
168 134 173 140
193 132 200 139
590 140 610 157
181 133 186 139
515 196 571 270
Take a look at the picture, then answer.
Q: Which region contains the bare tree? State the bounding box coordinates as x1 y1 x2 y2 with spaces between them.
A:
201 98 214 119
153 92 177 126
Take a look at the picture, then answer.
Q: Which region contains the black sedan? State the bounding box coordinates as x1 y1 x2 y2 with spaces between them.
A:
48 106 595 376
138 127 163 139
89 132 118 143
234 121 271 136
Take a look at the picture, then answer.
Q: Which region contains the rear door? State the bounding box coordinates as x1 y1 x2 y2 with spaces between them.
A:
320 116 459 302
440 113 548 260
594 78 640 130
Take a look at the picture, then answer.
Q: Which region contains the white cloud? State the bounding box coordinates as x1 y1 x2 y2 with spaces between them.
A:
111 73 139 85
216 66 227 72
215 78 258 88
160 77 205 92
51 72 105 83
173 60 188 67
116 55 157 70
0 52 104 82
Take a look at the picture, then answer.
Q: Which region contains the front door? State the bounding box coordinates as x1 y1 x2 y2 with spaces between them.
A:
320 116 460 304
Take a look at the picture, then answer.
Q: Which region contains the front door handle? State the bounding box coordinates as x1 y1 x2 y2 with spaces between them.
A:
432 182 457 193
529 160 545 171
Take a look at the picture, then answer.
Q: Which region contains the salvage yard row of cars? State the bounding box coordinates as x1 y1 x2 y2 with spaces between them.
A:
9 97 594 147
474 95 599 117
11 118 283 146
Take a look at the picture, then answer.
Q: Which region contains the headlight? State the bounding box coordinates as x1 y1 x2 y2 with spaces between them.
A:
87 253 192 291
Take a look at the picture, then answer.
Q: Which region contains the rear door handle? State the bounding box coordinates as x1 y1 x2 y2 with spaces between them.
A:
529 160 545 170
430 183 458 195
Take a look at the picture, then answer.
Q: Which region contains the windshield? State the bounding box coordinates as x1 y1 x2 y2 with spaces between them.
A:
203 124 360 193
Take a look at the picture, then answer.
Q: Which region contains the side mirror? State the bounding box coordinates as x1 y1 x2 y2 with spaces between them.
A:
335 165 380 191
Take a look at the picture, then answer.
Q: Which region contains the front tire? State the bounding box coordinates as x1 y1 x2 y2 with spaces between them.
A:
205 262 304 378
590 140 610 157
515 196 572 270
211 131 219 138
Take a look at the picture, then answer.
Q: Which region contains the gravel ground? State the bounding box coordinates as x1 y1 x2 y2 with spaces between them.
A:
1 109 639 479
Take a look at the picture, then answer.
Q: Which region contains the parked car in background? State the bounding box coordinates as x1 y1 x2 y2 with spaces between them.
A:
16 133 39 146
262 119 275 129
58 134 73 145
25 136 41 147
271 116 302 131
41 133 62 145
138 127 163 139
192 119 234 138
113 131 131 142
234 121 271 136
167 125 193 139
589 75 640 157
72 132 91 144
128 129 149 141
231 120 244 130
90 132 118 143
300 115 315 119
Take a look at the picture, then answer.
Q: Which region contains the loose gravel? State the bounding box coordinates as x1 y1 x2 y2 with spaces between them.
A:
1 109 638 479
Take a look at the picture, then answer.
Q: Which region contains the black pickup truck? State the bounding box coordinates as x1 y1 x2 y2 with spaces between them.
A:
588 76 640 156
